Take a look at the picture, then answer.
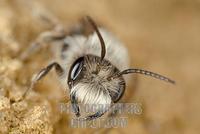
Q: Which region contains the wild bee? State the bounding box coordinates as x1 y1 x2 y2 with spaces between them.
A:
21 16 175 121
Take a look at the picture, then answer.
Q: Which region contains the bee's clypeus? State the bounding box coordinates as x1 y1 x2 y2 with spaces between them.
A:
21 16 175 121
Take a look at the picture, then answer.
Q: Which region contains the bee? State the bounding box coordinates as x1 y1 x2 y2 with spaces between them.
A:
20 16 175 121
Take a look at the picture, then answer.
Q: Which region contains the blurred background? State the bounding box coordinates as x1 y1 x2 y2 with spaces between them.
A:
0 0 200 134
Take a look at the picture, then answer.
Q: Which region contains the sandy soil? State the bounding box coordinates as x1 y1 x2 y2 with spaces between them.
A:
0 0 199 134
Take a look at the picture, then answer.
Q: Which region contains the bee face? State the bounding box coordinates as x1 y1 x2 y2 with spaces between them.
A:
68 54 125 106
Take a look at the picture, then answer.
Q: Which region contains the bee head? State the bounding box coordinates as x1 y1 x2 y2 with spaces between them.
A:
67 54 126 107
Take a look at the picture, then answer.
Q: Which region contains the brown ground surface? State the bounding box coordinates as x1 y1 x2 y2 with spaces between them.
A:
0 0 199 134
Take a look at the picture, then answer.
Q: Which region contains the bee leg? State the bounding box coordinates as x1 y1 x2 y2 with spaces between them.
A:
84 111 106 121
20 62 63 100
85 103 119 121
19 30 66 61
70 94 80 117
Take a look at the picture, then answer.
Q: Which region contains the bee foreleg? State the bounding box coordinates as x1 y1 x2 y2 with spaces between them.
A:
20 62 63 100
20 29 66 61
70 94 80 117
84 110 106 121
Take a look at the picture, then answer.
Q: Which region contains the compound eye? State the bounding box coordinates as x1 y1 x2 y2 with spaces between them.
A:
70 57 84 81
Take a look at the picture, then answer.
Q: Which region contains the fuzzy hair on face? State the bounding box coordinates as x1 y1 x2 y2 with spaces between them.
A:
70 55 125 110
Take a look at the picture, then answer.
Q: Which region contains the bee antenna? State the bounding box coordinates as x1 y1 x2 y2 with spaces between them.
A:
113 68 175 84
86 16 106 61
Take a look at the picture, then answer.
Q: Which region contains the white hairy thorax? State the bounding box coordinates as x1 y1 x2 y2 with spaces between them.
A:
52 28 130 111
